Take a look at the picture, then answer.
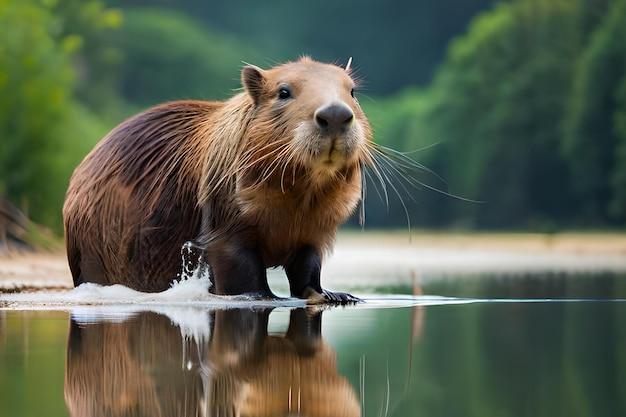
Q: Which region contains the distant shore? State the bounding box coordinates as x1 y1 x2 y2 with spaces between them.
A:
1 231 625 291
338 230 626 254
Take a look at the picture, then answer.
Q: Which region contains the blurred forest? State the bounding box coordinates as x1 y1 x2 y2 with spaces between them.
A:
1 0 625 234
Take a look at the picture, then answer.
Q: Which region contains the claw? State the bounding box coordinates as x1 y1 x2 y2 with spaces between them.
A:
322 289 362 305
303 286 362 305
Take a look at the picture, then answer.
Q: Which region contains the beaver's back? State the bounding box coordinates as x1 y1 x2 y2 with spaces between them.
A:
63 100 219 291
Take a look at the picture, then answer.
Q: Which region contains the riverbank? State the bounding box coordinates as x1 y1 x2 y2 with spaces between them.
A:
1 232 625 291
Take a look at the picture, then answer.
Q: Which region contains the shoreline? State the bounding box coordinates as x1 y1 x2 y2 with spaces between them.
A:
1 232 625 291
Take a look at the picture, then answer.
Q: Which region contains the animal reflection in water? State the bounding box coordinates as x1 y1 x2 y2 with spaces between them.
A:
64 308 360 417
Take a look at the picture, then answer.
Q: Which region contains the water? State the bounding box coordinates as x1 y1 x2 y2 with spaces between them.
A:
1 273 626 417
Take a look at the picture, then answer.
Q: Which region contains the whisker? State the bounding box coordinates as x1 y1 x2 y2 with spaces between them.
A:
370 145 480 203
364 168 384 204
280 143 299 193
359 161 367 228
374 154 418 204
373 154 412 231
363 146 389 207
251 145 294 189
376 141 442 156
207 142 289 194
370 144 448 189
237 140 290 172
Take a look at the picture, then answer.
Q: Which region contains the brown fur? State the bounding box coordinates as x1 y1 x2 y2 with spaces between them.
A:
63 57 372 293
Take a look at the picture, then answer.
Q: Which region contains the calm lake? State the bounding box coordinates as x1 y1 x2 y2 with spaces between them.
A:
1 273 626 417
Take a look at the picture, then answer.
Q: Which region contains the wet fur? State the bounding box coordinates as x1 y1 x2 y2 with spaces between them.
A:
64 58 371 294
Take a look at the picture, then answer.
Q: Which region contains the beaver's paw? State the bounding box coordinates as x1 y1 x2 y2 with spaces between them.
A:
303 287 362 305
323 290 362 304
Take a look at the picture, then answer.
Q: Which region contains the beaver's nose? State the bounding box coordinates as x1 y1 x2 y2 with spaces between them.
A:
315 103 354 134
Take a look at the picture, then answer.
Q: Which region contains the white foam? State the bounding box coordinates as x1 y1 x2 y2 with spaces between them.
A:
0 242 307 309
0 274 306 309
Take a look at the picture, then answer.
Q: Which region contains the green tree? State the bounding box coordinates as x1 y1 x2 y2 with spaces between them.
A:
53 0 124 118
375 0 587 229
110 8 260 107
0 0 110 230
612 64 626 218
110 0 497 94
563 0 626 223
0 0 73 226
563 0 626 224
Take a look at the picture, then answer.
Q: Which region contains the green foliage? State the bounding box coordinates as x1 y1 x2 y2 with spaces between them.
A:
0 0 73 227
53 0 124 117
110 8 259 107
612 72 626 218
109 0 498 94
368 0 626 229
563 0 626 223
0 0 109 231
373 0 582 228
1 0 625 232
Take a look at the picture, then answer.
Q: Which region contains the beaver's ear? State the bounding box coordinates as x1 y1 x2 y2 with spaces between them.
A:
241 65 266 105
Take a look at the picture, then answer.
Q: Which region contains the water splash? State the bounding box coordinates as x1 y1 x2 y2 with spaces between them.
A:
0 241 305 308
174 241 211 286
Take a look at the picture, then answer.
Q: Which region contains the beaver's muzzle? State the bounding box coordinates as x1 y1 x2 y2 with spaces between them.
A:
314 102 354 136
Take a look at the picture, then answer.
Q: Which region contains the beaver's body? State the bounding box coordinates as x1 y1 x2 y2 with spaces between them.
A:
63 58 371 302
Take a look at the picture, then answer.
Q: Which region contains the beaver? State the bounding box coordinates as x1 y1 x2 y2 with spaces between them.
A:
63 57 372 303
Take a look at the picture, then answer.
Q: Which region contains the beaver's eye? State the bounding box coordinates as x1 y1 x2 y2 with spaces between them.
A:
278 87 291 100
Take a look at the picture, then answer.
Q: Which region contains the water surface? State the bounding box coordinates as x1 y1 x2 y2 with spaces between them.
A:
1 273 625 417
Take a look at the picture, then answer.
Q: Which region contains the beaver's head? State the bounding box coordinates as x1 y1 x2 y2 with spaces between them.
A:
241 57 372 183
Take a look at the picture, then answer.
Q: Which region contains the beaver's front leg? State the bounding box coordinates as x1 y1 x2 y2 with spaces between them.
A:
205 239 274 298
284 245 360 304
